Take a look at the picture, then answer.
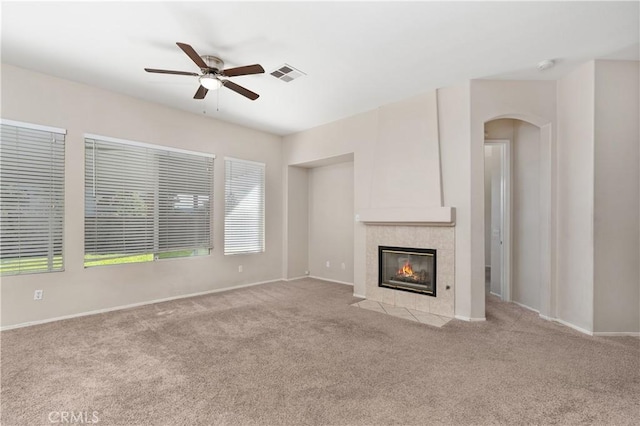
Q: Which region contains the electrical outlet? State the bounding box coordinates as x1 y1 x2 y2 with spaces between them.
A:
34 289 43 300
341 262 346 270
325 261 330 268
304 270 310 275
238 265 243 273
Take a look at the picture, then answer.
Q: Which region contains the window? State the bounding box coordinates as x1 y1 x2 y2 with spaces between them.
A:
224 157 265 255
0 120 65 275
84 135 214 267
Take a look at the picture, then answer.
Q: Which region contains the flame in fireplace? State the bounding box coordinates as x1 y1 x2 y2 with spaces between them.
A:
398 261 414 277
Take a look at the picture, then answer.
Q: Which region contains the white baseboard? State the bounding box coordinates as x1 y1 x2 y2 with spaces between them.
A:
455 315 486 322
550 317 593 336
489 291 502 298
308 276 354 286
353 293 366 299
535 314 632 337
512 300 540 314
537 314 592 335
284 275 309 281
592 331 640 337
1 279 282 331
539 314 553 321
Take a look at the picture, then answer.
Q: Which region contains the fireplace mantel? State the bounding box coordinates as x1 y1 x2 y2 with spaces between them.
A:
357 207 455 226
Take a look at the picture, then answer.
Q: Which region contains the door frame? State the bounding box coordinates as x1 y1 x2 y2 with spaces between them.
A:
484 139 511 302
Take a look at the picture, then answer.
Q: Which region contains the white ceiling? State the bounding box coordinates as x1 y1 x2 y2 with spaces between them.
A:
2 1 638 136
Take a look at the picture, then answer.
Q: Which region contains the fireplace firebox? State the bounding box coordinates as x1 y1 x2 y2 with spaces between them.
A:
378 246 436 296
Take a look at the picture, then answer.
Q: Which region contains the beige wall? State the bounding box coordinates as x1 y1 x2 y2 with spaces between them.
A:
437 82 474 319
284 92 441 298
286 166 309 279
593 60 640 333
308 161 354 283
1 64 284 327
556 61 596 332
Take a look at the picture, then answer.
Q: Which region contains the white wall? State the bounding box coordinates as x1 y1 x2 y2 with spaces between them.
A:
437 82 474 319
283 92 441 298
512 121 542 311
593 60 640 333
308 161 354 283
369 94 442 209
556 61 596 332
1 64 284 327
286 166 309 279
485 119 542 311
489 147 502 297
484 147 494 267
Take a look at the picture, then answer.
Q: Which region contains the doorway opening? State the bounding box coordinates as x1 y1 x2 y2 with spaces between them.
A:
484 140 510 301
484 118 546 313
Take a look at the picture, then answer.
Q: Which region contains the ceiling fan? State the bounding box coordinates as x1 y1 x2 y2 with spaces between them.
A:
145 42 264 101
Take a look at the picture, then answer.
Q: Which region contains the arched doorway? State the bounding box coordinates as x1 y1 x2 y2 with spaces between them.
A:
482 116 555 318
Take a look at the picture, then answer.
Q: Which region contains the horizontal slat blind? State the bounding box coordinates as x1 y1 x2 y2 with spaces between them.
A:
85 137 213 265
158 151 212 252
224 158 265 255
0 122 65 275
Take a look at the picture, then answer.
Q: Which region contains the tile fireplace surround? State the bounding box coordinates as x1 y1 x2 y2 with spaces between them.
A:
365 225 455 318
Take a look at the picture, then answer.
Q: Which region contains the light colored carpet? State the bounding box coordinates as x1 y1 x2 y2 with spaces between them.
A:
1 278 638 425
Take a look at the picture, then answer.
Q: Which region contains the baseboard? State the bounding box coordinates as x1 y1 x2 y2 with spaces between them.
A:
592 331 640 337
455 315 486 322
489 291 502 298
353 293 366 299
539 314 553 321
308 276 354 286
1 278 282 331
551 317 593 336
512 300 540 314
284 275 309 282
531 314 637 337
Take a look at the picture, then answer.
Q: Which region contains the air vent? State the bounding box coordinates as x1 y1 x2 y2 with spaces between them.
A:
270 64 306 82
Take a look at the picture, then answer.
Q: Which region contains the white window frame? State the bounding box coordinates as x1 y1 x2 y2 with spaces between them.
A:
84 134 215 267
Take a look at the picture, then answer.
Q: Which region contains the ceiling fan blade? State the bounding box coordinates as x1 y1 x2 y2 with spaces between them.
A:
222 64 265 77
222 80 259 100
176 42 209 70
144 68 200 76
194 85 209 99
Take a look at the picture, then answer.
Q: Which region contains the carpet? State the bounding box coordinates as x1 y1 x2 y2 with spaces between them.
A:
1 278 638 425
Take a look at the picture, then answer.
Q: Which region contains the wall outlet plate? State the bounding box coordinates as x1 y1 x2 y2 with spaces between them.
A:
34 290 43 300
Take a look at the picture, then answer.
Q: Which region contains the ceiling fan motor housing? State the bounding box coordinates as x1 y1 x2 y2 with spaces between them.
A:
202 55 224 72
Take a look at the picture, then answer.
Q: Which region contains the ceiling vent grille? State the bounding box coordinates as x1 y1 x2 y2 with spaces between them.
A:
270 64 305 82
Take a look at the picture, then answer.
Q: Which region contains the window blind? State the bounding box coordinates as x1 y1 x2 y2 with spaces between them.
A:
0 120 65 275
224 157 265 255
85 136 213 266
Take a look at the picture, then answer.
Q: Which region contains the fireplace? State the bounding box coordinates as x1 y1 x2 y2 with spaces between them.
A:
378 246 436 296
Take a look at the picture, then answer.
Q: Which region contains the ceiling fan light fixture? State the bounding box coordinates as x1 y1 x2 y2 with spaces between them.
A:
199 74 222 90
